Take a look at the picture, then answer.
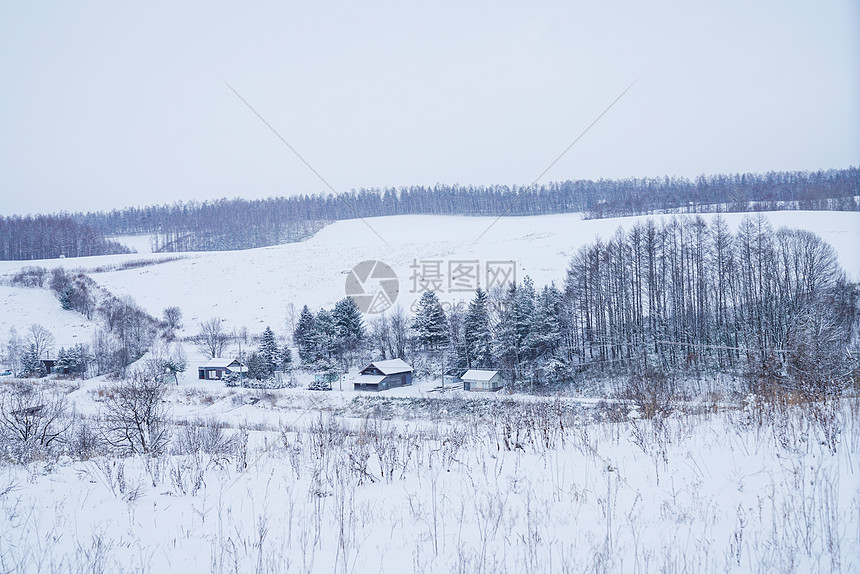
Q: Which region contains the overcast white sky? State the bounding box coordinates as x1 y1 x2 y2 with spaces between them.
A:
1 1 858 216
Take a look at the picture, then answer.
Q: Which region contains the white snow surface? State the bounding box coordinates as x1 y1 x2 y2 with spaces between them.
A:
461 369 500 381
0 377 857 573
366 358 414 374
0 285 96 350
107 234 154 254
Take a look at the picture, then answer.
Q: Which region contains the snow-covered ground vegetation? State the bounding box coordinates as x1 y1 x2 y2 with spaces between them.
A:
0 379 858 573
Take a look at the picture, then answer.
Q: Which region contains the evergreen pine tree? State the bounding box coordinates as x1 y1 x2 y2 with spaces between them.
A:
21 343 45 378
464 289 495 368
246 352 269 381
529 284 567 383
293 306 317 365
495 284 521 381
530 284 563 359
412 291 449 350
332 297 365 356
280 345 293 371
55 347 69 375
259 326 280 374
445 306 469 376
514 276 537 363
494 277 538 385
312 309 337 362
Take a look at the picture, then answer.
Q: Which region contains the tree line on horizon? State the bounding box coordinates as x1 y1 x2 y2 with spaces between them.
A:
0 215 132 261
1 167 857 259
73 167 859 253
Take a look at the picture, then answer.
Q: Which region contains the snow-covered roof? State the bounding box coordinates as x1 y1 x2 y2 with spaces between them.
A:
355 374 386 385
367 358 413 375
461 369 499 382
200 358 242 369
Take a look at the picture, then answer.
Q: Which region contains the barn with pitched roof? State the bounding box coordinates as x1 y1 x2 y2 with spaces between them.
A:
353 358 413 391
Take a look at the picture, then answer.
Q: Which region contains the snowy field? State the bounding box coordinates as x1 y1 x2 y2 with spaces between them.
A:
0 378 857 573
1 211 857 341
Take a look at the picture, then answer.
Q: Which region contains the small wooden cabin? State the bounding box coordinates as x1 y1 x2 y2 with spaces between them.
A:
461 369 503 391
354 359 413 391
198 358 246 381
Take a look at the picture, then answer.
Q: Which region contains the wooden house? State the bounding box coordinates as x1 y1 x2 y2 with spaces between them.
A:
461 369 503 391
198 358 246 381
353 358 413 391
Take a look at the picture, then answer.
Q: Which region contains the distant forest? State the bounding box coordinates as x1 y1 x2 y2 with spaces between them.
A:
1 168 857 259
74 168 858 253
0 216 132 261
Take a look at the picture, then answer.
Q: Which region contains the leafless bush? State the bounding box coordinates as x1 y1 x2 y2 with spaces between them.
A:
67 418 104 460
364 416 397 483
0 382 70 463
620 368 676 419
9 266 47 288
173 418 238 467
100 373 170 456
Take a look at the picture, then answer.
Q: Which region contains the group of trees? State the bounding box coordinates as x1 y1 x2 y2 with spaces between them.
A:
0 372 173 463
4 266 167 379
91 295 160 375
0 215 131 261
563 215 856 386
60 168 857 253
244 326 292 381
49 268 97 319
2 168 855 258
4 298 161 380
5 325 55 378
408 282 570 386
293 298 365 373
304 215 857 392
405 214 856 390
12 266 100 320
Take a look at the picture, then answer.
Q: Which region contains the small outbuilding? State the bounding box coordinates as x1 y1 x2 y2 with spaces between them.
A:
198 358 246 381
461 369 503 392
354 358 413 391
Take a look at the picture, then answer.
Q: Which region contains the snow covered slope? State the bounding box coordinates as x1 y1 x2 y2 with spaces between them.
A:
0 285 97 349
1 211 858 339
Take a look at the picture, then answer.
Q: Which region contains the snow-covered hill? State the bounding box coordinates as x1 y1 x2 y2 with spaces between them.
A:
1 211 858 340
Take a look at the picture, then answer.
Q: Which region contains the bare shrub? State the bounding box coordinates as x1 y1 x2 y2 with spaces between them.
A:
173 418 238 466
67 418 104 460
0 382 70 463
620 368 676 419
9 266 47 288
100 373 170 456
